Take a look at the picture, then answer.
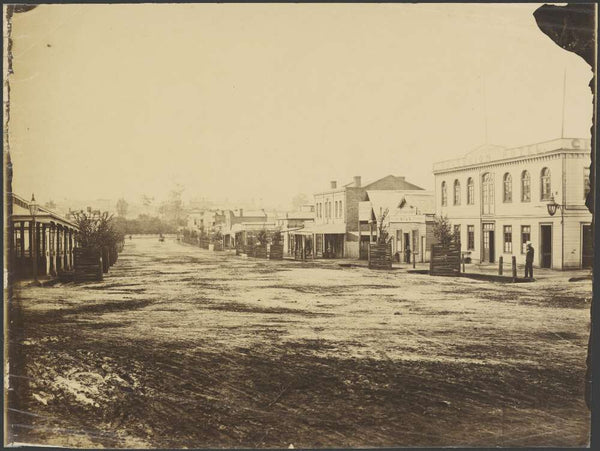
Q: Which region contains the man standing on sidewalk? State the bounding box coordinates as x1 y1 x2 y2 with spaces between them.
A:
524 242 534 279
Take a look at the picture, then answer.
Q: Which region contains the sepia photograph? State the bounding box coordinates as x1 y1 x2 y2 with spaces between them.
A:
3 2 596 448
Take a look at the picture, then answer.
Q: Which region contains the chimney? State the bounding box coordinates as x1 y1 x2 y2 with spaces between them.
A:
330 181 337 189
354 176 361 187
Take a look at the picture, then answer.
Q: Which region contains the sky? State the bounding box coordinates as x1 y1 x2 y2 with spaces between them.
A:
7 3 594 210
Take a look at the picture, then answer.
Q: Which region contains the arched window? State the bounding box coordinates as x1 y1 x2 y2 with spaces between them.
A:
503 173 512 202
521 171 531 202
482 172 494 215
541 167 551 201
441 181 447 206
453 180 461 205
467 177 474 205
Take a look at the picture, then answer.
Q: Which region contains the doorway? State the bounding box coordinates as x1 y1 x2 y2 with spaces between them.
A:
482 223 495 263
582 224 593 268
540 224 552 268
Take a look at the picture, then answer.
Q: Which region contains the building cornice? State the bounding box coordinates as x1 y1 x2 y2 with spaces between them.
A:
434 149 589 176
433 141 590 176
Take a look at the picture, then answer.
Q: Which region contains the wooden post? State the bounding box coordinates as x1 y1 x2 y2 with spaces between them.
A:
462 254 466 273
413 252 416 269
512 256 517 282
312 234 315 260
302 235 306 261
30 220 38 282
498 256 503 275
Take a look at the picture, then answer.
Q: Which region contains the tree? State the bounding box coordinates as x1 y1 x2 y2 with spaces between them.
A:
116 198 129 218
272 230 282 244
141 194 154 207
44 200 57 210
376 208 391 245
159 186 186 227
291 193 309 210
71 210 125 251
432 214 454 247
211 230 223 243
257 229 268 245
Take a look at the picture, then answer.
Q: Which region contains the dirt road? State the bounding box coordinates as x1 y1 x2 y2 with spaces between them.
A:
7 235 591 447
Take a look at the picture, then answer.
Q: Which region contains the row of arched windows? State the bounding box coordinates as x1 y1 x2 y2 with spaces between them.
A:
441 168 552 207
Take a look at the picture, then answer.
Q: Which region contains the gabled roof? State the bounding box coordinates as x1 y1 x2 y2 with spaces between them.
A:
10 194 79 229
362 190 435 222
363 175 424 191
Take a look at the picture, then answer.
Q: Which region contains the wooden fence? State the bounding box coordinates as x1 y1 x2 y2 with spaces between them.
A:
429 242 461 276
368 243 392 270
74 247 103 282
269 244 283 260
254 244 268 259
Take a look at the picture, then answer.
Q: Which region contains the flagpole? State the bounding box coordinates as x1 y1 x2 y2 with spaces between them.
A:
482 71 488 145
561 68 567 138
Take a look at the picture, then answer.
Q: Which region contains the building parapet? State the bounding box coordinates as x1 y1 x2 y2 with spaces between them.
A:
433 138 590 174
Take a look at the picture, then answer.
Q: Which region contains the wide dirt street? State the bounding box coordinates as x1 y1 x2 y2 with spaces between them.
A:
7 235 591 448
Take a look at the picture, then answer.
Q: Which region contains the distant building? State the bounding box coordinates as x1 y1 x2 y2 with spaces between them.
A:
185 210 205 232
222 209 270 248
433 138 592 269
293 175 425 259
276 205 315 256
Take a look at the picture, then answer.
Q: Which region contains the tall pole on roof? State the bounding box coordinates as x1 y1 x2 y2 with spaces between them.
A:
481 64 488 145
561 67 567 139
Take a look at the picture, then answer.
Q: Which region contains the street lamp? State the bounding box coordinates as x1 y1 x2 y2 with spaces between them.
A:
546 194 563 216
28 194 39 284
546 194 565 270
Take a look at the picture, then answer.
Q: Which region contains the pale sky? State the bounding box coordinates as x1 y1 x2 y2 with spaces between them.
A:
7 3 594 209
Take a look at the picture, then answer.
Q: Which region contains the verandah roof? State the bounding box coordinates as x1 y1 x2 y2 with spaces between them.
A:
292 223 346 235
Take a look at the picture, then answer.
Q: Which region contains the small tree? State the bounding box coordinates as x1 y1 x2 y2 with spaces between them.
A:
271 230 282 245
257 229 268 246
376 208 391 245
72 210 125 256
211 230 223 243
433 214 454 247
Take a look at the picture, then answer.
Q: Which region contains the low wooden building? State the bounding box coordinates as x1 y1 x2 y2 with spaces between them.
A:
359 190 437 263
9 193 79 279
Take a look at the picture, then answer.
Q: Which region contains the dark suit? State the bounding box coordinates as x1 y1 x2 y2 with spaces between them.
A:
525 246 534 278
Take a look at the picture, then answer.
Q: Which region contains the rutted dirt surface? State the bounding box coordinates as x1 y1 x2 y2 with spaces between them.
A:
7 236 591 447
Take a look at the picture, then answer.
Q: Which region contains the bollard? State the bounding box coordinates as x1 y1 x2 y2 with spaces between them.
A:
512 256 517 282
498 256 503 275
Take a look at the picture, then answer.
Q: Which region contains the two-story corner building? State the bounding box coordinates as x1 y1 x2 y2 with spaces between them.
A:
433 138 593 269
293 175 425 259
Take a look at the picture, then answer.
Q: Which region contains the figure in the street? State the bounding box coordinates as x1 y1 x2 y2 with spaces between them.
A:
405 243 411 264
525 242 534 278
